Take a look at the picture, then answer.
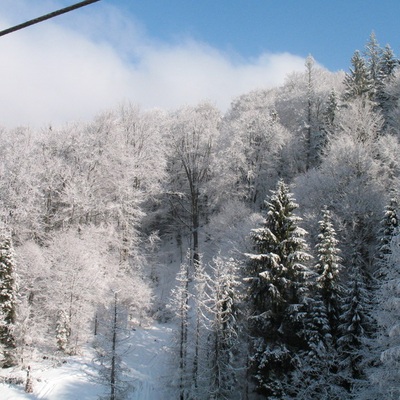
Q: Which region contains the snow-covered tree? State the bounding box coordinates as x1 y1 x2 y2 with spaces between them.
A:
362 32 400 115
384 69 400 135
376 45 399 126
363 32 383 98
14 241 52 356
304 54 328 169
245 179 313 397
343 50 373 101
166 102 221 265
55 310 70 353
44 230 106 353
375 199 399 277
361 201 400 398
0 127 43 244
94 292 133 400
288 207 345 399
198 256 241 399
32 226 152 355
191 254 205 393
169 253 191 400
293 292 344 399
338 97 384 145
337 250 373 394
220 89 290 209
366 230 400 399
315 206 343 340
379 44 399 83
0 231 18 367
275 64 344 179
323 88 340 134
294 132 386 275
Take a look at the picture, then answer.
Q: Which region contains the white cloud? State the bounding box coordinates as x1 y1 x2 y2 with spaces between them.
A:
0 1 307 128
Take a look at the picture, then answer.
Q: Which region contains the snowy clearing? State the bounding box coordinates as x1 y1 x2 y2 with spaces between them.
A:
0 323 175 400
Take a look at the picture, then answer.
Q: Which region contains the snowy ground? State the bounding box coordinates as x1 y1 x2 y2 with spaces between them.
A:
0 323 176 400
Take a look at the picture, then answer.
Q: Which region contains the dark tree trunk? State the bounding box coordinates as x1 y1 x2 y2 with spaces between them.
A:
110 292 118 400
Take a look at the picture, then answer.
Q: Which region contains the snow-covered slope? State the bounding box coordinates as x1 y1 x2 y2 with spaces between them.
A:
129 323 175 399
0 323 175 399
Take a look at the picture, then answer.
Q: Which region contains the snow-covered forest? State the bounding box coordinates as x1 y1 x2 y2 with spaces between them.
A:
2 32 400 399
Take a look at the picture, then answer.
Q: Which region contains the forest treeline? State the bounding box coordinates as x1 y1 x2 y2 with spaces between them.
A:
1 32 400 398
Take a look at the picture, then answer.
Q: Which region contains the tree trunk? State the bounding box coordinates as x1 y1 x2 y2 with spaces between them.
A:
110 292 118 400
179 264 189 400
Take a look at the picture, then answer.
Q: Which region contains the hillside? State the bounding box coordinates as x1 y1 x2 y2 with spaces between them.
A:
1 34 400 398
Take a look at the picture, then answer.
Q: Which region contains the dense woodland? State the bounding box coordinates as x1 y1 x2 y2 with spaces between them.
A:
2 32 400 398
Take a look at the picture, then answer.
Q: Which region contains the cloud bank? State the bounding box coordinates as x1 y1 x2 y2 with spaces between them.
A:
0 1 307 128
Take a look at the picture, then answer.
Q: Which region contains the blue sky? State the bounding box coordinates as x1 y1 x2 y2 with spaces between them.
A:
1 0 399 127
108 0 400 71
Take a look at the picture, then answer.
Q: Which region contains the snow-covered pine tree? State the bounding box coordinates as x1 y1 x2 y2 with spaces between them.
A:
375 199 398 278
337 250 373 395
245 179 312 397
343 50 373 102
293 290 340 399
365 203 400 399
305 54 315 170
362 32 400 111
363 32 383 100
368 230 400 399
315 206 343 342
304 54 327 169
323 89 339 133
289 206 346 399
379 44 399 82
362 32 400 126
376 44 399 116
0 231 18 367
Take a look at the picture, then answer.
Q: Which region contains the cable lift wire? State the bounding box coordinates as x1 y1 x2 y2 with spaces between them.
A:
0 0 101 38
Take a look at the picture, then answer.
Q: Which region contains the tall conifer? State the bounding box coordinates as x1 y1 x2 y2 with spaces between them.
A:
0 232 18 367
246 180 312 397
315 206 343 341
343 50 373 101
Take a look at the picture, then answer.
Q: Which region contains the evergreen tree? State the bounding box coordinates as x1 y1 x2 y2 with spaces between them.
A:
305 54 315 170
294 292 343 399
363 32 383 98
289 207 346 398
377 44 399 123
363 32 399 108
315 206 343 341
375 199 398 278
369 231 400 399
245 179 312 397
324 89 339 132
365 203 400 398
379 44 399 81
302 54 331 169
0 231 18 367
343 50 373 101
337 251 373 394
